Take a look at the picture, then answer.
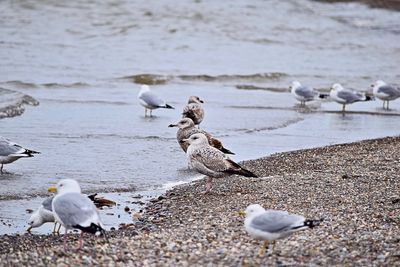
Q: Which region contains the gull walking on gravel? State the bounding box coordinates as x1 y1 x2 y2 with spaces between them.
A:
48 179 107 251
290 81 320 107
371 80 400 110
168 118 234 154
242 204 322 256
138 85 174 117
184 133 256 193
329 83 372 114
182 96 204 127
27 196 61 234
0 137 40 174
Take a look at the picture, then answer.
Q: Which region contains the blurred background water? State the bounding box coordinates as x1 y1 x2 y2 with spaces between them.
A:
0 0 399 234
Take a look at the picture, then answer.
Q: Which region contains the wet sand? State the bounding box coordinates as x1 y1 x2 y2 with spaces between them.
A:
1 136 399 266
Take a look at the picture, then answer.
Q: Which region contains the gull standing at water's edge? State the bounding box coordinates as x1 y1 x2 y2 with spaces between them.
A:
371 80 400 110
138 85 174 117
242 204 322 256
290 81 320 107
27 196 61 234
329 83 373 114
184 133 256 193
168 118 234 154
0 136 40 174
182 96 204 127
48 179 107 251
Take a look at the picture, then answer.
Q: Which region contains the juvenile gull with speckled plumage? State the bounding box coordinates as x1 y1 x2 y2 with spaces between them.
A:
184 133 256 193
182 96 204 127
168 118 234 154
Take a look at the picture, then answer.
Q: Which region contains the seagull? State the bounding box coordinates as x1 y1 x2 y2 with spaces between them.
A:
242 204 322 256
371 80 400 110
168 118 234 154
137 85 174 117
290 81 319 107
183 133 257 193
0 137 40 174
48 179 106 251
27 196 61 234
329 83 372 114
182 96 204 127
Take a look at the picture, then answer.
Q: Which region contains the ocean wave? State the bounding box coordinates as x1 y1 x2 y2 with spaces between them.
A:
233 117 304 133
0 80 91 89
0 88 39 119
120 72 288 85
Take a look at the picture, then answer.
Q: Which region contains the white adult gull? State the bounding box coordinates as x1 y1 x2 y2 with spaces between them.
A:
182 96 204 127
168 118 234 154
138 84 174 117
0 136 40 174
329 83 372 114
290 81 320 107
48 179 106 251
184 133 257 193
371 80 400 110
242 204 322 256
27 196 61 234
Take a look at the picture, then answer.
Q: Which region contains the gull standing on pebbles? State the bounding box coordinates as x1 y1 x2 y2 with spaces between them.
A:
0 137 40 174
290 81 320 107
242 204 322 256
168 118 234 154
184 133 256 193
27 196 61 234
329 83 372 114
48 179 107 251
371 80 400 110
138 85 174 117
182 96 204 127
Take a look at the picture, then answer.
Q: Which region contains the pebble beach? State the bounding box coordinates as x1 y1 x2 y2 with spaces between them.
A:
1 136 399 266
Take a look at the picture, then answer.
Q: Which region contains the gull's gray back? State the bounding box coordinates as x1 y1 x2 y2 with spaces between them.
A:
139 91 164 108
0 140 22 156
251 210 304 233
337 90 363 103
378 85 400 97
53 192 98 227
295 86 317 100
42 196 54 212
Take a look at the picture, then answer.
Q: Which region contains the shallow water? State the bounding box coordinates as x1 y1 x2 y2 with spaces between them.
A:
0 0 399 234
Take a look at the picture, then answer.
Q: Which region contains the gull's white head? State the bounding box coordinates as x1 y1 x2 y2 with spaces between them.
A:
188 96 204 104
331 83 343 91
290 81 302 90
140 84 150 92
244 204 265 218
371 80 386 88
27 211 42 230
183 133 208 146
48 179 81 195
168 118 195 129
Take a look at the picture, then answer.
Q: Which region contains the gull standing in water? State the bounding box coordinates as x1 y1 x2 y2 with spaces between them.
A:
182 96 204 127
242 204 322 256
290 81 319 107
184 133 256 193
48 179 106 251
0 136 40 174
329 83 372 114
168 118 234 154
27 196 61 234
371 80 400 110
138 85 174 117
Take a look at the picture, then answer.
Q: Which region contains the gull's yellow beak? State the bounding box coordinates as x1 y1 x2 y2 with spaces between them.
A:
48 186 57 193
238 210 246 218
27 225 33 232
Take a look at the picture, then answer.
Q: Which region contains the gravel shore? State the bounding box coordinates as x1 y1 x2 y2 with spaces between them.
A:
1 136 399 266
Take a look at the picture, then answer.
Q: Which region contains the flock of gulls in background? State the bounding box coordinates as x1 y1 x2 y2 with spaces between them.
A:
291 80 400 112
0 78 398 255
